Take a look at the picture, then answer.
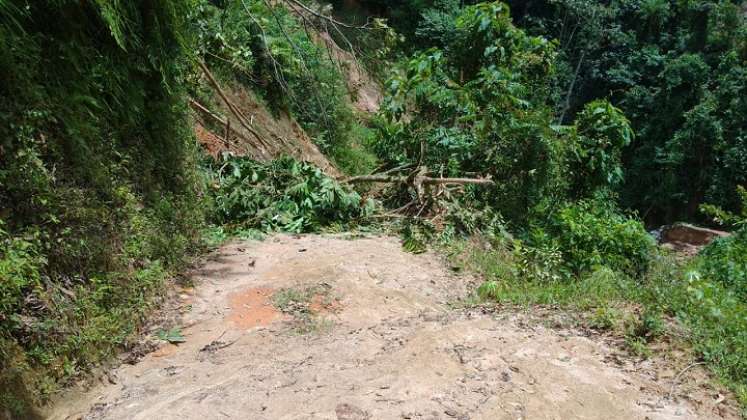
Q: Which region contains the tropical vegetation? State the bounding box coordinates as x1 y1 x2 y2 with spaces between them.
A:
1 0 746 416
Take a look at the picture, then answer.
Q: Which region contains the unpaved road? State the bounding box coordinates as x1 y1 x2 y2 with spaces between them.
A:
49 235 738 419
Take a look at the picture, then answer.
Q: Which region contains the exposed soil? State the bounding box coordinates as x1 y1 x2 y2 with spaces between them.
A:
227 287 283 329
316 30 383 115
48 235 739 420
193 83 341 177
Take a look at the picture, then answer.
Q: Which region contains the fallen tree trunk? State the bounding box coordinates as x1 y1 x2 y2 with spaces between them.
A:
345 164 494 217
347 175 494 186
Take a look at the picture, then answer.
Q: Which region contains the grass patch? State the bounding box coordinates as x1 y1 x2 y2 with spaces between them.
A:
272 284 338 335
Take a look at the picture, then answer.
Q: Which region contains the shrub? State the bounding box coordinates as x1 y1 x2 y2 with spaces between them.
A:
0 1 206 414
542 196 655 276
415 0 461 49
700 185 747 229
589 305 620 331
569 100 633 197
372 1 565 223
0 222 44 330
697 228 747 300
670 270 747 396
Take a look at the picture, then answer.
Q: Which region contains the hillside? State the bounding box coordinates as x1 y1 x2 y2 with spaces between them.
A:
1 0 746 418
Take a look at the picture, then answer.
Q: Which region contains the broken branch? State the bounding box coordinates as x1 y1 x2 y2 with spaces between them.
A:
197 60 271 151
281 0 371 30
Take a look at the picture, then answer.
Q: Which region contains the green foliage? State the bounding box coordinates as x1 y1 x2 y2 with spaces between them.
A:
624 308 665 343
697 187 747 299
0 0 206 415
701 186 747 229
670 269 747 397
503 0 747 223
589 305 620 331
513 234 566 283
0 222 44 320
373 1 565 223
415 0 462 48
540 196 655 276
696 228 747 300
569 100 633 196
211 155 373 232
401 219 435 254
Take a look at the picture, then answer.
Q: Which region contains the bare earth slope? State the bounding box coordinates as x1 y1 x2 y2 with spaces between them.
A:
49 235 737 419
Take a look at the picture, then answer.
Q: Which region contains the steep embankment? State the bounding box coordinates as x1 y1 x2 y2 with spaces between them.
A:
192 82 342 176
48 235 740 419
190 9 382 177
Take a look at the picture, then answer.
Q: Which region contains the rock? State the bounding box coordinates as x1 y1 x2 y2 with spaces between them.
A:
660 223 729 247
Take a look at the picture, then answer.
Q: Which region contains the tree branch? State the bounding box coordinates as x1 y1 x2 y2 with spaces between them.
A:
346 175 494 186
196 60 271 152
281 0 372 30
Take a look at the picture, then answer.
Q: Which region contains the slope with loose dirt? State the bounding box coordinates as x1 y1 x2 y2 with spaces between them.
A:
48 235 739 420
193 83 342 177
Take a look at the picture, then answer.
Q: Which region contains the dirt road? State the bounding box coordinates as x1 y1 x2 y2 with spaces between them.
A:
49 235 737 419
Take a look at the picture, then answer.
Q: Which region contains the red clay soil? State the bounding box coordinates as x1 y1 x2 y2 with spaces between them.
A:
227 287 282 329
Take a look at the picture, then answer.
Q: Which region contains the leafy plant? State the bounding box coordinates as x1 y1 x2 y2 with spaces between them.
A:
401 218 434 254
696 228 747 300
0 222 44 321
211 155 374 232
701 186 747 229
500 0 747 224
477 280 500 300
540 195 655 276
0 0 207 414
372 1 565 223
589 306 620 331
156 328 186 344
569 100 633 196
624 309 665 342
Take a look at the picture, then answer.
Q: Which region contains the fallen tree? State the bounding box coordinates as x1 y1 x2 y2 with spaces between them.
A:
345 160 494 218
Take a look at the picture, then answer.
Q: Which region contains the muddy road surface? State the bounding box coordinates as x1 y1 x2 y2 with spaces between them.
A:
49 235 738 419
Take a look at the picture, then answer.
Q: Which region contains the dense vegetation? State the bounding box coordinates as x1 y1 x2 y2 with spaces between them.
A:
347 0 747 224
356 0 747 408
0 1 207 415
210 155 374 232
1 0 746 417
